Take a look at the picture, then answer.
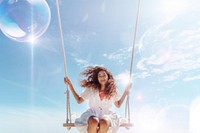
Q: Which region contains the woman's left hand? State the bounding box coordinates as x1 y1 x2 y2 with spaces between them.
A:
125 82 132 94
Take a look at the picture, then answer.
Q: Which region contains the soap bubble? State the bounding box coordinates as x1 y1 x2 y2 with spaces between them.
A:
0 0 51 42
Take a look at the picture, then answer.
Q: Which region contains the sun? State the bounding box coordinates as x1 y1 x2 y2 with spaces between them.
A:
30 37 35 44
28 35 38 44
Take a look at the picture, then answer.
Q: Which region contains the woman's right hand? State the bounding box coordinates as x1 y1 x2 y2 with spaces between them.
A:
64 76 84 104
64 76 72 86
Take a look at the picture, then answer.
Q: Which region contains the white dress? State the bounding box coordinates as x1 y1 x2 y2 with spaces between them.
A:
75 88 124 133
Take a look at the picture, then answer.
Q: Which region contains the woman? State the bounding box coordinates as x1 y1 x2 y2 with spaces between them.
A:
64 66 132 133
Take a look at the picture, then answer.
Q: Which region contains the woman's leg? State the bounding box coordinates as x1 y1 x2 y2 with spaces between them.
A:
87 116 99 133
98 118 110 133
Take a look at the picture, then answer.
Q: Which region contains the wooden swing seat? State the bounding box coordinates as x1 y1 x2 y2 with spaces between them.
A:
63 122 133 127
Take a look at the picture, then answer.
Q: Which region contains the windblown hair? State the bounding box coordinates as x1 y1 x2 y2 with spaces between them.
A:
80 66 117 98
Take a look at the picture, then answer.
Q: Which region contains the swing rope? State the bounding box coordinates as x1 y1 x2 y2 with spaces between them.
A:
55 0 72 128
125 0 141 124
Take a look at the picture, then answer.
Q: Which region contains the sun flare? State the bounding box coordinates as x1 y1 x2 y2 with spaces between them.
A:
116 72 131 88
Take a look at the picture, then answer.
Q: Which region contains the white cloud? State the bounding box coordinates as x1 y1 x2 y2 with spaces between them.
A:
137 71 151 79
135 16 200 82
163 71 181 81
103 47 132 65
137 58 148 70
74 58 90 67
72 54 104 68
183 75 200 81
103 9 200 81
70 53 90 68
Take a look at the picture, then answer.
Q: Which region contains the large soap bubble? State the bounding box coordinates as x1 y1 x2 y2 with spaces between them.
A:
0 0 51 42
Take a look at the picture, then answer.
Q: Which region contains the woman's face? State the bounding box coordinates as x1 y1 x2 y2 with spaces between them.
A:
98 70 108 86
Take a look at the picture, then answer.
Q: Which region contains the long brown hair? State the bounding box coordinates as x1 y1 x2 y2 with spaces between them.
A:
80 66 117 97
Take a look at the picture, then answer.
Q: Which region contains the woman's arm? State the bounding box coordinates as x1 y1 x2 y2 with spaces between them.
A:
64 76 84 104
114 82 132 108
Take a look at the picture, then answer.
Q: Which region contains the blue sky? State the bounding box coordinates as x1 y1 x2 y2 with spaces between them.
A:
1 0 200 133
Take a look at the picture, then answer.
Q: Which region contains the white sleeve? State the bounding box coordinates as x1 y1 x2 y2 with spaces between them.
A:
80 88 92 100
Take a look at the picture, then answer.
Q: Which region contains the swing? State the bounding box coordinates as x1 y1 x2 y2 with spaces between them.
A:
55 0 141 130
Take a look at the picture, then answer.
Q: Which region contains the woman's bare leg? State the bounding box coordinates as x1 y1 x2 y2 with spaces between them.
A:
87 116 99 133
98 118 110 133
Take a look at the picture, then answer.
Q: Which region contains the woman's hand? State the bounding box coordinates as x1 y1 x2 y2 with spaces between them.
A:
64 76 84 104
115 81 133 108
125 82 132 94
64 76 72 86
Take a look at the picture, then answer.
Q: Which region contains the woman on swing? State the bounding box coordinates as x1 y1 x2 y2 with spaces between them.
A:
64 66 132 133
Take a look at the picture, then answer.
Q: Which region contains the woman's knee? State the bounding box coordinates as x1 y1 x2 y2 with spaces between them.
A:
99 118 110 129
88 116 99 127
